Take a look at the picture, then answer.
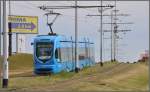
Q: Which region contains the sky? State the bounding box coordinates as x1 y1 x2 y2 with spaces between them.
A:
0 1 149 62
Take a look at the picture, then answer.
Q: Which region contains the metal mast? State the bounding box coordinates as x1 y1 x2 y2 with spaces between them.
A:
100 0 103 66
75 0 79 72
113 0 117 61
2 0 9 88
111 11 113 62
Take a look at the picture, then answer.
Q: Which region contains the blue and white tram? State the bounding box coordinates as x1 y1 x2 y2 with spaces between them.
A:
32 34 95 74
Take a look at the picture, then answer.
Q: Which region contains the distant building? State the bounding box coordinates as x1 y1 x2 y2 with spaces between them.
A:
138 50 149 62
16 34 26 53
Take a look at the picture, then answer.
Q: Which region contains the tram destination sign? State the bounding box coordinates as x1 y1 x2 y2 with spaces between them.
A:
8 15 38 34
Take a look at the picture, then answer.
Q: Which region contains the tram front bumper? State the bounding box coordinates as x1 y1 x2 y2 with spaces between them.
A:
34 64 61 74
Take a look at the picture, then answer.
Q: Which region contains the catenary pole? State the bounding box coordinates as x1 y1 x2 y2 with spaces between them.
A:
100 0 103 66
75 0 79 73
111 11 113 62
114 0 117 61
2 0 9 88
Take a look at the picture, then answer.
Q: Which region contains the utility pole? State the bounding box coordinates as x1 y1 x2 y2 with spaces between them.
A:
99 0 103 66
111 11 113 62
75 0 79 73
2 0 9 88
113 0 117 61
113 24 117 61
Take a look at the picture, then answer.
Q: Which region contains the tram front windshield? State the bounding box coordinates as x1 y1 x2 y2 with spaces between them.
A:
36 42 53 62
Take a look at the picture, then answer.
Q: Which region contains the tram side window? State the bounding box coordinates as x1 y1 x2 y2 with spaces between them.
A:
60 47 72 62
55 48 61 62
60 48 67 62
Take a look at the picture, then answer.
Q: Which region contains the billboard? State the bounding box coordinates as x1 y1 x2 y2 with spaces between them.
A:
8 15 38 34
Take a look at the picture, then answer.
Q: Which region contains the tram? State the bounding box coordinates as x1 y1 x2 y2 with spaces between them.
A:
32 34 95 74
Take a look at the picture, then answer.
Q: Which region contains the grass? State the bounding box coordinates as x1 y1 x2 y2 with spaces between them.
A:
51 71 75 79
0 54 149 92
0 53 33 71
8 53 33 71
0 53 33 89
126 74 148 89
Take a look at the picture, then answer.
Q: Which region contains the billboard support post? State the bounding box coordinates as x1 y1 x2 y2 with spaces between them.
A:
8 22 12 56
